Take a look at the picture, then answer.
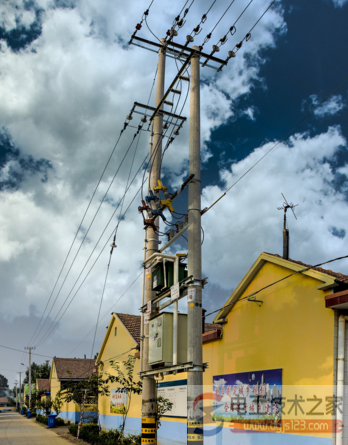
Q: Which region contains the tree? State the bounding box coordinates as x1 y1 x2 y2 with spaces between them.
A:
52 391 63 417
40 397 53 416
109 355 142 436
156 396 174 429
0 373 9 388
23 360 51 384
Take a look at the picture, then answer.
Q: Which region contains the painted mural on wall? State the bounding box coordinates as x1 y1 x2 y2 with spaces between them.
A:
110 388 127 414
212 368 282 423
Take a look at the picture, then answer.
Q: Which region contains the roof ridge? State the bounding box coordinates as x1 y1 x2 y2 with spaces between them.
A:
264 252 348 284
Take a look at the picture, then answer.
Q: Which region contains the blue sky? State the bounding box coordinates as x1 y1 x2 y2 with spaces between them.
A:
0 0 347 386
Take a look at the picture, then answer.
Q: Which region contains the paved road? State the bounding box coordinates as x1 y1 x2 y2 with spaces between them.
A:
0 411 69 445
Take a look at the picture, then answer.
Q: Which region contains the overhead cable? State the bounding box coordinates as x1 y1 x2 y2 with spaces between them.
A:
90 133 142 359
201 75 348 216
27 131 126 347
205 254 348 318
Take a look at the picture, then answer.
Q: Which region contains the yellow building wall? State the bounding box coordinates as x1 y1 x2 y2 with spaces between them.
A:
204 261 335 438
50 360 81 414
98 315 142 421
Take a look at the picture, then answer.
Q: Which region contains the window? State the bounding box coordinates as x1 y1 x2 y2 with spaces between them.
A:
114 327 117 336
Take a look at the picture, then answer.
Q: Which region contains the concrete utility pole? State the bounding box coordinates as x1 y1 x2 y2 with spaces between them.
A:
187 47 203 444
15 382 18 411
18 371 23 410
24 346 35 411
141 40 166 445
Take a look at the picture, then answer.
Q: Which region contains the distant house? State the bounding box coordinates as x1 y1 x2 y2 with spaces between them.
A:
97 312 222 443
36 378 50 394
50 357 97 423
0 397 9 407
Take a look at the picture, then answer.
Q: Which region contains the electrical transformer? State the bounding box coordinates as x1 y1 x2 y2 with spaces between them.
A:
148 312 187 366
151 261 187 292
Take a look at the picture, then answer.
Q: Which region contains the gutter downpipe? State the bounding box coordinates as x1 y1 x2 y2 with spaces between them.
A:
337 315 348 445
143 252 179 366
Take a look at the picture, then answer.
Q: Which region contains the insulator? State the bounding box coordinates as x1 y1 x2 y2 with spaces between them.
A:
144 9 149 16
173 129 180 136
175 15 180 22
201 14 207 23
219 35 227 45
184 8 189 16
126 114 133 121
136 23 142 30
169 137 174 144
163 122 168 130
230 26 236 36
228 50 236 59
193 25 200 33
141 116 147 123
236 41 243 49
177 19 184 27
246 33 251 42
198 46 203 51
177 221 184 231
186 35 194 43
166 29 171 36
212 45 220 53
170 28 178 37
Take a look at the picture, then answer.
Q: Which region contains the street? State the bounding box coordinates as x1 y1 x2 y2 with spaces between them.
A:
0 411 69 445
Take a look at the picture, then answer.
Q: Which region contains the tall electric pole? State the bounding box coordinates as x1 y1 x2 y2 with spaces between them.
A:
25 346 35 411
15 382 18 411
142 40 166 445
18 371 23 411
187 47 203 444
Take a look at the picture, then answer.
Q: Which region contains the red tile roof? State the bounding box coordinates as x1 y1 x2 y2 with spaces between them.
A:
37 379 50 392
116 313 141 344
53 358 95 380
266 253 348 284
115 313 222 344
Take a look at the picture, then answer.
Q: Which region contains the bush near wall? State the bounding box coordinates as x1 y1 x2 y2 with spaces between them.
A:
68 424 141 445
36 415 65 426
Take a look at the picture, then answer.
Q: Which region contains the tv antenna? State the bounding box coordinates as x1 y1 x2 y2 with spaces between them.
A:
277 193 298 229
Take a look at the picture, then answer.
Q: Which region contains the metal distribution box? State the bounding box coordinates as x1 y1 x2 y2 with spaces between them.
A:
149 312 187 366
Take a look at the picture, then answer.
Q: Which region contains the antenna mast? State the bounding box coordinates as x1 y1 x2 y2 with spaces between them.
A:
277 193 298 260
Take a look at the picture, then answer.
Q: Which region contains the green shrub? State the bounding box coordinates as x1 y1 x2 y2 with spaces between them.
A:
55 417 65 426
68 424 140 445
36 415 49 425
79 423 100 444
68 424 78 436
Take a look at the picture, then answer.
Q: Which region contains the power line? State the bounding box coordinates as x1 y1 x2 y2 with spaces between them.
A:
205 253 348 318
27 131 126 347
31 129 143 346
36 171 148 348
201 0 238 49
90 132 142 359
0 344 53 359
68 271 143 358
202 74 348 216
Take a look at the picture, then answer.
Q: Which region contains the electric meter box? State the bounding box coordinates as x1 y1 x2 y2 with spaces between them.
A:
152 263 187 292
149 312 187 366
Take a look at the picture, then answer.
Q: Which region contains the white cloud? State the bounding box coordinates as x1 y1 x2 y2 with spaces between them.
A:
306 94 346 118
0 0 287 379
332 0 348 7
201 126 348 290
243 106 256 121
